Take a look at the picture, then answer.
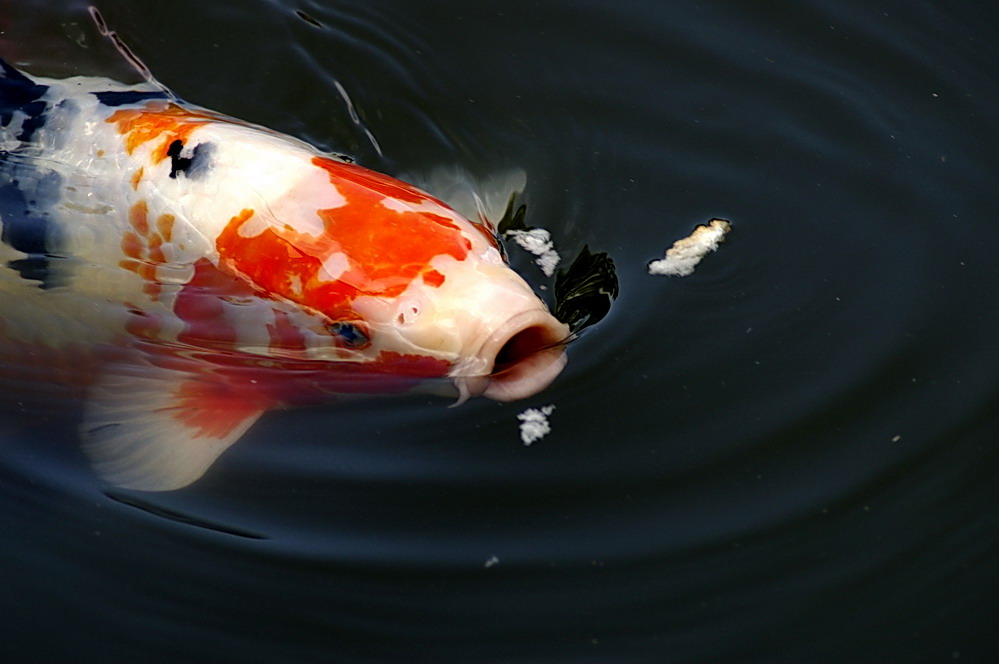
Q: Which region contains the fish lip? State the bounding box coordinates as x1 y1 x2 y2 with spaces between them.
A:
482 341 567 402
451 308 570 405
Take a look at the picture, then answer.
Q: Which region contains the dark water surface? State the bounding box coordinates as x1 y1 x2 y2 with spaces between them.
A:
3 1 999 662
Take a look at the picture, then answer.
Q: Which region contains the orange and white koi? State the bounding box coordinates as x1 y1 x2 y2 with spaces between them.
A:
0 59 569 490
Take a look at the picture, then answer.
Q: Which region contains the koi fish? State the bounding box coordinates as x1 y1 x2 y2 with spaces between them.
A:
0 58 570 490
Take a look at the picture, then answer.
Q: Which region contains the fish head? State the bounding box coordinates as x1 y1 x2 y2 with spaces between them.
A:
195 129 570 402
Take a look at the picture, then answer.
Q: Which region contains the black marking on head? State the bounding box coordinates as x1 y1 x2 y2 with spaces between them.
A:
167 139 214 180
0 59 50 142
0 157 65 288
93 90 170 107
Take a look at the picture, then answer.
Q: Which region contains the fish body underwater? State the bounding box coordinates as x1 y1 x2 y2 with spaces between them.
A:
0 59 569 490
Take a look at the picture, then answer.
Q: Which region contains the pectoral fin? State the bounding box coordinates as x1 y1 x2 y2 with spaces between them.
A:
81 364 265 491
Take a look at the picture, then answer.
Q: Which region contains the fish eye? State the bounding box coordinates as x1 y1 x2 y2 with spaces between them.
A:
327 320 370 349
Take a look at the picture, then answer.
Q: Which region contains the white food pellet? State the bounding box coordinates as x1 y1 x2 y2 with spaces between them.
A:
648 219 731 276
518 404 556 446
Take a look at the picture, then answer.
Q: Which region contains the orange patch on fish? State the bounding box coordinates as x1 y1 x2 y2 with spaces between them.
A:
129 200 149 234
312 155 427 204
117 201 176 301
106 101 220 162
156 213 175 242
170 378 268 439
216 159 472 318
121 231 142 260
130 166 143 190
423 269 446 287
371 350 451 377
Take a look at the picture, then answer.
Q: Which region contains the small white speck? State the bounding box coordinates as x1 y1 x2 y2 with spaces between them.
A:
484 555 500 568
892 435 902 442
518 404 555 446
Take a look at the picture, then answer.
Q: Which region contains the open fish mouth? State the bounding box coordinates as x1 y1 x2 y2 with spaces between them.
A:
451 309 571 406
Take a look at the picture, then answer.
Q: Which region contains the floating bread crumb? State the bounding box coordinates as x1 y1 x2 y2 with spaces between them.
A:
506 228 561 277
648 219 731 276
517 404 556 445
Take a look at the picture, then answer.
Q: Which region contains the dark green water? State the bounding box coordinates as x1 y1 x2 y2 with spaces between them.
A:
3 1 999 662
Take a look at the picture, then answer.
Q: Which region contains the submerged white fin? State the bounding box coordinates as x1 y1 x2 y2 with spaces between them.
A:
80 364 264 491
403 166 527 227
